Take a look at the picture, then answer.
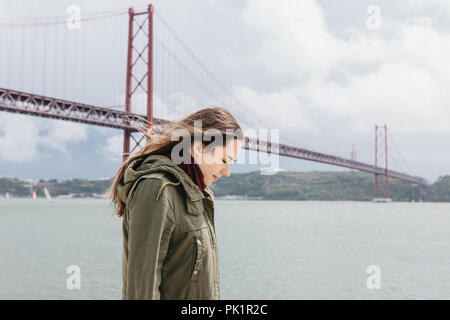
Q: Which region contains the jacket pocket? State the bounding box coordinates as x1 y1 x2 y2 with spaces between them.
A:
191 233 205 282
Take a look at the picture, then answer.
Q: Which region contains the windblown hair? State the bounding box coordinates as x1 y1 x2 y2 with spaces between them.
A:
108 106 244 217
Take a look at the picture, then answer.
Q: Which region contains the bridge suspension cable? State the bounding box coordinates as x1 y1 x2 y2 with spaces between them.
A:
0 8 131 30
388 131 418 177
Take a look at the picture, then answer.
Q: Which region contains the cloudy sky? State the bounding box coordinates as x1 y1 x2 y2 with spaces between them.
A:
0 0 449 183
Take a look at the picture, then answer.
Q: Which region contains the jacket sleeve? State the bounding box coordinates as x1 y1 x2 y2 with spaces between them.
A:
125 177 176 300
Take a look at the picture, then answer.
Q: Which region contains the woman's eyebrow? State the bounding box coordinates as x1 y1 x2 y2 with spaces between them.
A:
226 155 235 162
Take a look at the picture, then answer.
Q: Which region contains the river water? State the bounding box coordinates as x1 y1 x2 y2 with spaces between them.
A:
0 199 449 299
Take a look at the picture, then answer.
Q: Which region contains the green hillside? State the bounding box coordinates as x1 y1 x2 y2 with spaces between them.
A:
211 171 419 201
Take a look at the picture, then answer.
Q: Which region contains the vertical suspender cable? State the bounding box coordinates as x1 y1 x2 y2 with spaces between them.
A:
42 22 48 95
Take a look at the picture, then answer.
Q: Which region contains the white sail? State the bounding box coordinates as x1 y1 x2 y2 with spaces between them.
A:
44 187 53 201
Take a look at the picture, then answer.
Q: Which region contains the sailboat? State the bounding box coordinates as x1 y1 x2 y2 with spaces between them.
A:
44 187 54 202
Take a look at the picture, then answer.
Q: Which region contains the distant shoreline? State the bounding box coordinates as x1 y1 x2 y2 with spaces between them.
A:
2 197 450 204
1 171 449 202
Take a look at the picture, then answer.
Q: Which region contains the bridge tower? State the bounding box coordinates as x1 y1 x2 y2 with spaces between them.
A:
123 5 154 161
374 125 389 199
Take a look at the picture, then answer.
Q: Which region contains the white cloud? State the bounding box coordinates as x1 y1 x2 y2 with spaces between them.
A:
233 85 317 134
101 133 123 162
242 0 342 77
38 118 88 152
0 114 40 162
401 0 450 18
0 113 87 163
235 0 450 138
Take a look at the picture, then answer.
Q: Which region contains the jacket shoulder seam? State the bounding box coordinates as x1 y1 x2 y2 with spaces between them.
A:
156 181 181 202
126 175 167 208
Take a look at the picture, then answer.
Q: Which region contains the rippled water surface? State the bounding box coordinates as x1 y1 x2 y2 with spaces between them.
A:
1 199 449 299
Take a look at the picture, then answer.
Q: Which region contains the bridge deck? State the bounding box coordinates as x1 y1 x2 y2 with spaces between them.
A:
0 87 426 185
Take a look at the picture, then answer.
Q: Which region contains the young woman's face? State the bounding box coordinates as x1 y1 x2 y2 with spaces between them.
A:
192 138 243 187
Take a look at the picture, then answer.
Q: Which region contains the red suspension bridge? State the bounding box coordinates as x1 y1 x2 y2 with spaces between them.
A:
0 5 427 200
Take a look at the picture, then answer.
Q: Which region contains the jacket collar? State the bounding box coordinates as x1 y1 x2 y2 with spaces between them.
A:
140 154 206 199
122 154 213 216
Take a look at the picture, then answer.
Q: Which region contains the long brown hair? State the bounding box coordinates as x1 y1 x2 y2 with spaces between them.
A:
108 106 244 217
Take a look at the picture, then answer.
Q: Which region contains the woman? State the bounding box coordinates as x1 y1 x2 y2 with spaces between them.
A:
109 106 244 300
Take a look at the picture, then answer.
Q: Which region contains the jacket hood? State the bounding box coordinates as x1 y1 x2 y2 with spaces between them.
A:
117 154 211 205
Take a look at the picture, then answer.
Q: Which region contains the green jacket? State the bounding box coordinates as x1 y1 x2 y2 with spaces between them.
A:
117 154 220 300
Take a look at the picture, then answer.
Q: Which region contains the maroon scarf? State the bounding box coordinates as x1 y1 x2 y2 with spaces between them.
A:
163 150 206 191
